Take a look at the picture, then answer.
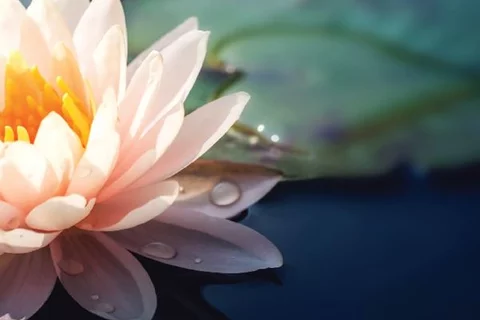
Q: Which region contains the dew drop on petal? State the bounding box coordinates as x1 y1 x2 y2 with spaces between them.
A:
95 302 115 314
141 242 177 259
91 295 99 301
209 181 241 207
57 259 84 276
194 257 202 264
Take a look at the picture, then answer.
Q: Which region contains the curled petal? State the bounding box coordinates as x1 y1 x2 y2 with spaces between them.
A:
0 228 59 254
110 207 283 274
0 249 56 320
50 231 156 320
25 195 95 232
80 181 179 232
172 160 282 219
128 92 250 190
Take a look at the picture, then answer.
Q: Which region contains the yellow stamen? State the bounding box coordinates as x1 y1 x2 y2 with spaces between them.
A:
16 126 30 143
4 126 14 142
0 50 96 145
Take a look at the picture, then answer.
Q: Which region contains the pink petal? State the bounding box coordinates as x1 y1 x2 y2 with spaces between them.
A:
126 17 198 81
139 30 208 136
34 112 84 192
79 181 179 232
88 25 127 103
19 15 51 77
0 142 59 211
0 0 25 55
110 207 283 274
118 51 163 143
128 92 250 190
99 105 184 202
0 249 56 320
51 0 89 32
73 0 126 74
0 228 59 254
25 195 95 232
27 0 74 52
66 92 120 199
50 231 156 320
172 160 282 219
0 201 22 231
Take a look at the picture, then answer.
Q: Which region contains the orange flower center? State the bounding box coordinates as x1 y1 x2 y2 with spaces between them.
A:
0 50 96 146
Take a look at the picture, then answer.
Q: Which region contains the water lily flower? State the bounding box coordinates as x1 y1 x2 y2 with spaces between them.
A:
0 0 283 319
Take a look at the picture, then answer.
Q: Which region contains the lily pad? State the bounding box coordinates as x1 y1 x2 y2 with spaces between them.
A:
126 0 480 178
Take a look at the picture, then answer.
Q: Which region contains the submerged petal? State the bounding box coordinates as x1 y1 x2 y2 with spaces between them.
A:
110 207 283 273
0 249 56 320
172 160 282 219
50 231 156 320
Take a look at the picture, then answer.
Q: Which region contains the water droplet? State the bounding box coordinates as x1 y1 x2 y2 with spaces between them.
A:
77 166 92 178
209 181 241 207
91 295 99 301
58 259 84 276
194 257 202 264
141 242 176 259
179 186 185 193
95 302 115 314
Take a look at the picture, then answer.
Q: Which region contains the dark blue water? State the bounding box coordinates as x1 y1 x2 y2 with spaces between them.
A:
35 163 480 320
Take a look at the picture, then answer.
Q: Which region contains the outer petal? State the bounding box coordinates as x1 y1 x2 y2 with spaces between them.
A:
126 17 198 81
0 228 59 254
128 92 250 190
0 142 58 210
0 249 56 320
110 207 283 273
66 91 120 199
89 25 127 102
25 195 95 232
34 112 84 192
139 30 208 136
0 0 25 55
73 0 126 73
50 231 156 320
27 0 74 52
79 181 179 232
172 160 282 219
51 0 89 32
100 105 184 202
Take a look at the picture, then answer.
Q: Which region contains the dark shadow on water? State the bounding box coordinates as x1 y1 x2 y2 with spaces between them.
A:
34 162 480 320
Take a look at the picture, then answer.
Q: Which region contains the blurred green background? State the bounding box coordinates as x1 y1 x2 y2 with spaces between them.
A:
123 0 480 180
